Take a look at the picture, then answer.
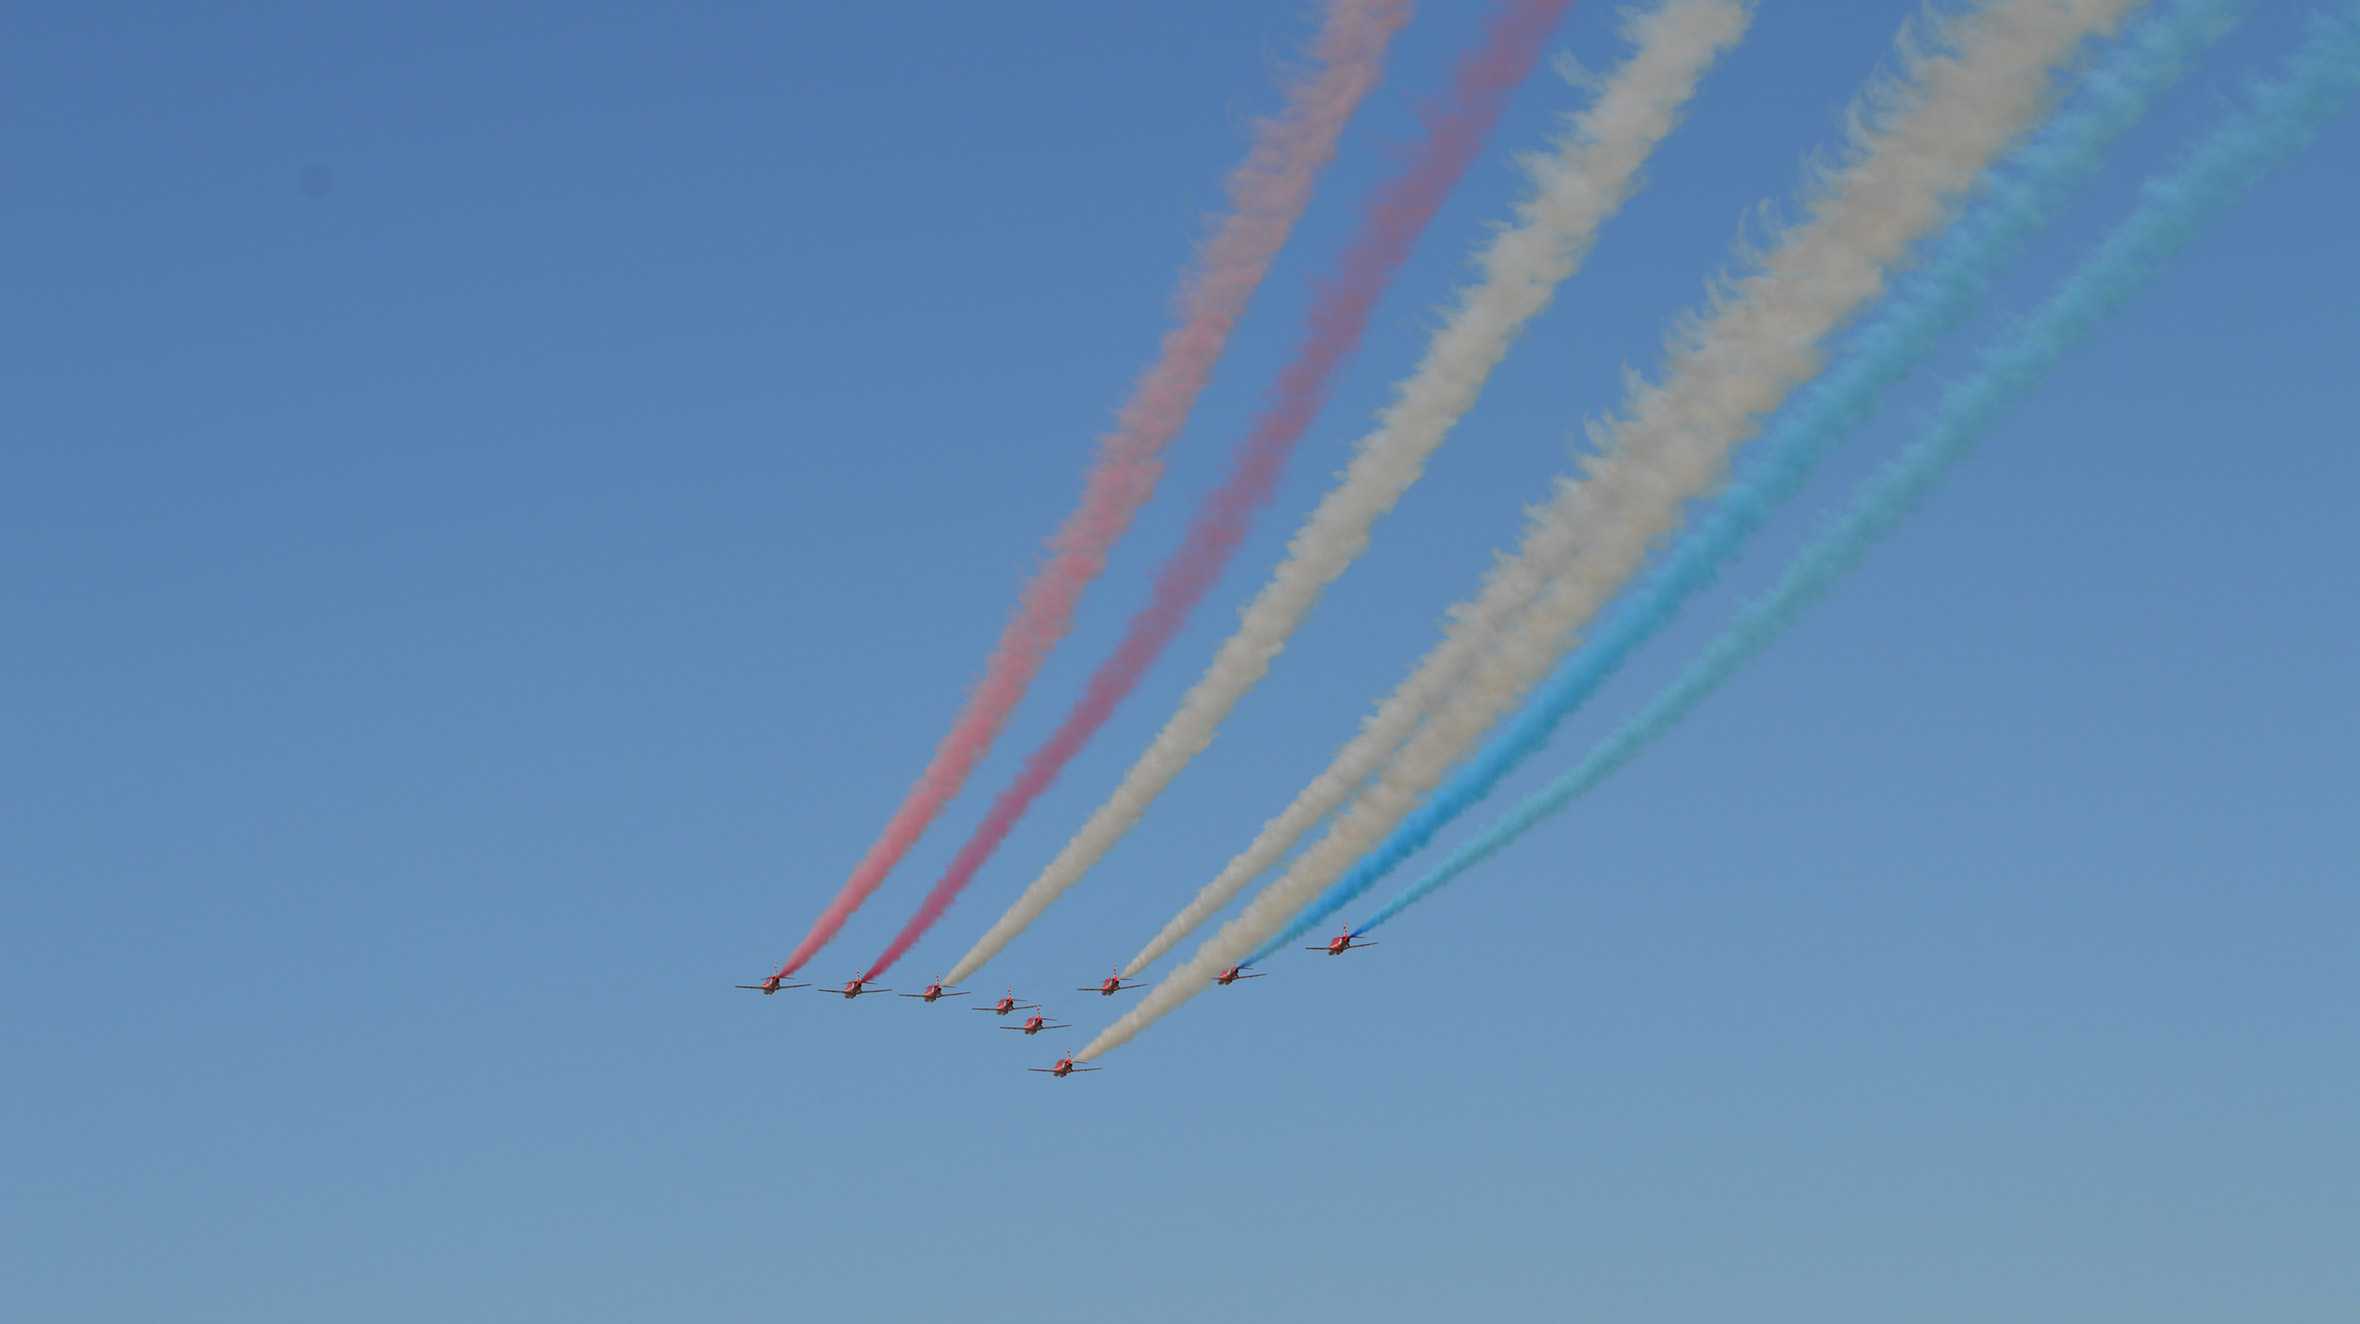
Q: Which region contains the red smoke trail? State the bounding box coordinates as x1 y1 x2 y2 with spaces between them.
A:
775 1 1414 978
864 0 1578 980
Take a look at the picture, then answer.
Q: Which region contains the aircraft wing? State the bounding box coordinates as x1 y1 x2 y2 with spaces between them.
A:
1230 972 1266 980
1069 1066 1101 1072
939 990 970 998
1042 1023 1071 1031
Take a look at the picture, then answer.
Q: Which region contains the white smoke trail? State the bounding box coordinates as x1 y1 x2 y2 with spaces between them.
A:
940 0 1755 988
1087 0 2145 1059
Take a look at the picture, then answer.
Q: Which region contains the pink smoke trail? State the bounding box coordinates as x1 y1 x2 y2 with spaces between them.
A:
774 1 1416 978
863 0 1578 981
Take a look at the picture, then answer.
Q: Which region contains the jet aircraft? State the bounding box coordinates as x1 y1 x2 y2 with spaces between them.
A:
1028 1055 1100 1078
1080 968 1144 997
999 1012 1070 1037
973 991 1038 1016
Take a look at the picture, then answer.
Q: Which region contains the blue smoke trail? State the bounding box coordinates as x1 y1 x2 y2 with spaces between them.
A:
1351 2 2360 939
1241 0 2249 965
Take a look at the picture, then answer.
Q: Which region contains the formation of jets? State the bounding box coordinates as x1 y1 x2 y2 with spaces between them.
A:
737 931 1377 1076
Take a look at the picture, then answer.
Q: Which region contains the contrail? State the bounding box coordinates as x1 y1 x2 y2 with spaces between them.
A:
1121 0 2146 981
1253 0 2243 962
1359 1 2360 938
770 0 1413 977
1087 0 2144 1058
943 0 1755 989
859 0 1579 981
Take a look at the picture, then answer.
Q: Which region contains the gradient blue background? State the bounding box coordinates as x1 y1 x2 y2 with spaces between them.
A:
7 3 2353 1320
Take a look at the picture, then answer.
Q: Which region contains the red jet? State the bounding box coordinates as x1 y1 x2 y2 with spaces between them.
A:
818 976 892 999
1028 1055 1100 1078
899 983 968 1004
1079 968 1144 997
1305 932 1377 956
972 991 1039 1017
734 975 810 995
1213 964 1265 986
999 1012 1071 1037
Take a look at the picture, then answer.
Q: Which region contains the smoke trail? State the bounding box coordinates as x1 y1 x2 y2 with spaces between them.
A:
1360 2 2360 937
942 0 1754 988
1123 0 2148 981
1252 0 2242 962
771 1 1413 977
860 0 1579 981
1087 0 2144 1058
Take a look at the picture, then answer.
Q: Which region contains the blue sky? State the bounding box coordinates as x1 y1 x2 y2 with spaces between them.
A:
6 3 2354 1320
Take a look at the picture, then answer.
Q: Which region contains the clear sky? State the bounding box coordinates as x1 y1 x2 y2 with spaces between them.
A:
6 3 2354 1320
